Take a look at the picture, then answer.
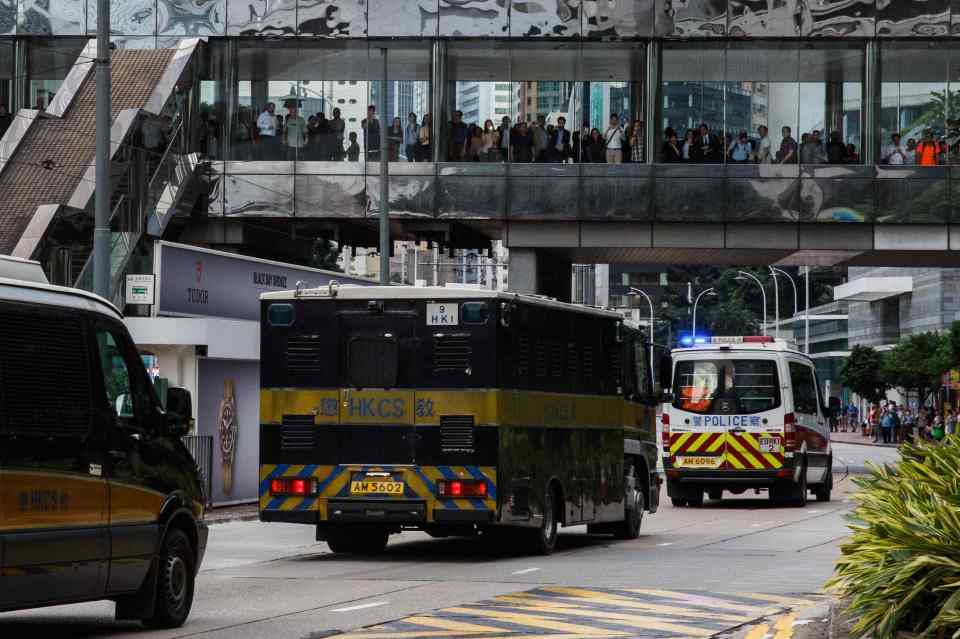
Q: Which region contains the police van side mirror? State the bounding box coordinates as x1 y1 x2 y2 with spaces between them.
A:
165 386 193 436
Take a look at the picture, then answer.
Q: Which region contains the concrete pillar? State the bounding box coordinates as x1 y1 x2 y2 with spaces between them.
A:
510 248 572 303
431 40 447 163
645 40 661 164
825 80 843 138
864 40 879 165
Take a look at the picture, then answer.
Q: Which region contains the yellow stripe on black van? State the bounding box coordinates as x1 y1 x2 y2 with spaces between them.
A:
260 388 630 430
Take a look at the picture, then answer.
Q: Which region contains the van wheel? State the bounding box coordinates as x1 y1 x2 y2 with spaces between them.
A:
791 460 809 508
530 483 559 555
670 497 686 507
708 489 723 501
686 492 704 508
616 485 645 540
814 465 833 502
143 529 194 629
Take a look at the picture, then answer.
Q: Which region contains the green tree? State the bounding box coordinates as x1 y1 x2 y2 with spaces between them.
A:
881 332 950 406
309 239 341 271
841 345 887 404
949 321 960 369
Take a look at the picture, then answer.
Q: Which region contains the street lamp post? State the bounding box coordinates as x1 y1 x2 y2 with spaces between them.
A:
768 267 780 339
630 287 655 387
736 270 768 336
692 288 716 340
770 266 798 316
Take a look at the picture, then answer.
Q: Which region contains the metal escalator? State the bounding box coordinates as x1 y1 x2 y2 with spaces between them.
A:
0 38 205 297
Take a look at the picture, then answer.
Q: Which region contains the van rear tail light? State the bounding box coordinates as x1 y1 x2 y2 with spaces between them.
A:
783 412 798 451
661 413 671 449
437 480 487 498
270 478 318 496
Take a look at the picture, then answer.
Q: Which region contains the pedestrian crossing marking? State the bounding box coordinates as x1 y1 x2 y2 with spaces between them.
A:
744 625 770 639
488 596 716 636
443 607 625 636
774 613 796 638
537 587 757 623
332 587 815 639
737 593 819 608
627 589 783 615
401 617 509 635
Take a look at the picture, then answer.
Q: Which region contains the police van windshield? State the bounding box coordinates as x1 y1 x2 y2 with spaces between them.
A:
673 359 780 415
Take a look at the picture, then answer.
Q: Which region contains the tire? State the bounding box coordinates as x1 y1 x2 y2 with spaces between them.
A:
670 497 686 508
814 463 833 502
686 492 704 508
530 483 559 555
791 460 808 508
142 528 195 629
708 489 723 501
616 484 645 540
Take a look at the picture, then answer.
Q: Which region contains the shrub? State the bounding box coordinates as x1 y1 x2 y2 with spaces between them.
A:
827 436 960 638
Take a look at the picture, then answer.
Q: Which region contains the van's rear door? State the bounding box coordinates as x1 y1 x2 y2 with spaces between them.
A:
671 359 726 469
671 356 785 471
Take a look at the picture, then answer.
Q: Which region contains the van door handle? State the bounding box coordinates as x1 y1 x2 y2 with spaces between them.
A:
729 427 746 434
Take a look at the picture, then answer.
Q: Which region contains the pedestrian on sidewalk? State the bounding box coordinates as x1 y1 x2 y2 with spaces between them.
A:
932 414 946 442
946 410 957 438
880 406 897 445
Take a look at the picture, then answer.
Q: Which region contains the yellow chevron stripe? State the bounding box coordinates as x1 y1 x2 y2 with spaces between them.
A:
670 432 693 454
686 432 711 452
706 434 725 453
726 434 764 469
738 433 782 468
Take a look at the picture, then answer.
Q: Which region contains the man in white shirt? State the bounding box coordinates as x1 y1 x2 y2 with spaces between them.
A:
756 125 771 163
257 102 277 159
882 133 907 165
604 114 624 164
283 104 307 160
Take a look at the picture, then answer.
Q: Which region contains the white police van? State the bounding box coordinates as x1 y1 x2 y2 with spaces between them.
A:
662 336 832 507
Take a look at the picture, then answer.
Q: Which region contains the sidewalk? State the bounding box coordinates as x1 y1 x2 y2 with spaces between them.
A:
204 502 259 525
830 430 900 448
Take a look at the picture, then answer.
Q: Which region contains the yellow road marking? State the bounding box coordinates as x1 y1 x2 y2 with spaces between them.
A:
443 606 626 636
403 615 514 634
542 587 757 623
502 592 750 624
774 613 796 638
737 593 819 607
489 597 716 636
335 631 489 639
626 589 780 615
744 624 770 639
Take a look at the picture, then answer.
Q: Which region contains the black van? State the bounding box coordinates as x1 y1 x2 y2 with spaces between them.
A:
0 257 207 627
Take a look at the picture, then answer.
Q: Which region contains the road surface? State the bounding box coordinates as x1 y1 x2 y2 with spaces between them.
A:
0 442 898 638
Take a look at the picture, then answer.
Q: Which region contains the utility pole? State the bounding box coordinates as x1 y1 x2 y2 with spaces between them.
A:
93 0 111 297
377 49 390 285
804 266 811 354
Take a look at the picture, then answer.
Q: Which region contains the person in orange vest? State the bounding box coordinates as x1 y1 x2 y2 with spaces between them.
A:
916 129 941 166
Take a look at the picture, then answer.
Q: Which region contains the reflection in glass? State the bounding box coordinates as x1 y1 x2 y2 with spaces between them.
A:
876 177 949 223
654 178 724 221
510 0 580 38
447 42 642 164
661 43 863 165
880 43 949 166
19 0 85 35
26 38 86 111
